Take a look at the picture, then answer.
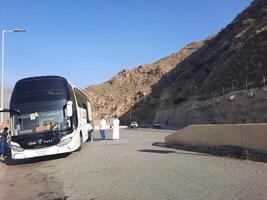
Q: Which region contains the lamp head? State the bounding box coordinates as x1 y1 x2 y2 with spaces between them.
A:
12 29 26 32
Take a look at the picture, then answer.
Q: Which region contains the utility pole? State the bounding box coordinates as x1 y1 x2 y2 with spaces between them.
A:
1 29 26 124
129 97 133 124
129 106 132 124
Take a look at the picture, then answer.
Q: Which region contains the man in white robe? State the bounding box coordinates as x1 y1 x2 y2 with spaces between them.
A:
112 116 120 140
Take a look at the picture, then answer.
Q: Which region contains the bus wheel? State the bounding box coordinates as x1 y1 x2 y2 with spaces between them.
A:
77 133 83 151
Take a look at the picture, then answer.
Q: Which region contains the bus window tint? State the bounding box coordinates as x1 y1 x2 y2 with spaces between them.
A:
74 88 87 108
11 78 68 105
74 88 90 122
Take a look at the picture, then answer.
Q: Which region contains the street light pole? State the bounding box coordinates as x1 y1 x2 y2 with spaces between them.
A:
129 106 132 124
1 30 5 125
1 29 26 125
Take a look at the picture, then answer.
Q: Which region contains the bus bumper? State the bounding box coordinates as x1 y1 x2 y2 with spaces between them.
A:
11 136 79 160
11 146 72 159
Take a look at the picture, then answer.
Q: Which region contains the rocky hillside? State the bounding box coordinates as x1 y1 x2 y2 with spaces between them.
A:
154 86 267 128
85 0 267 124
157 0 267 107
83 41 204 121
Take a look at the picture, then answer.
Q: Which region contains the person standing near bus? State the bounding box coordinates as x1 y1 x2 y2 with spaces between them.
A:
87 123 94 142
112 115 120 140
99 117 106 141
0 127 8 159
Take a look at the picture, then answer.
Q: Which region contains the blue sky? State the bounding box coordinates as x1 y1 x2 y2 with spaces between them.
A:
0 0 252 88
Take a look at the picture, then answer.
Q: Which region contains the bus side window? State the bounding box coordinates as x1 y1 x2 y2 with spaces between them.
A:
74 88 91 123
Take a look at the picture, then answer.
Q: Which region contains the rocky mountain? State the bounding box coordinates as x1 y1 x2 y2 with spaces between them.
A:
157 0 267 106
84 0 267 125
84 41 204 121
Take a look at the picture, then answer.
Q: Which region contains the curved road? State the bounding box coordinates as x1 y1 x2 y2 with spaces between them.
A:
0 128 267 200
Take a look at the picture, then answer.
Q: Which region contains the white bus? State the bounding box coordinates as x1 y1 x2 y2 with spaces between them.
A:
5 76 93 159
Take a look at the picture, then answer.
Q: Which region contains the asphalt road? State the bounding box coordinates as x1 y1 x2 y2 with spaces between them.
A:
0 128 267 200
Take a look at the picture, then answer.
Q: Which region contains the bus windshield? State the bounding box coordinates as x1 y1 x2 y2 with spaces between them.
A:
11 77 68 105
11 100 72 136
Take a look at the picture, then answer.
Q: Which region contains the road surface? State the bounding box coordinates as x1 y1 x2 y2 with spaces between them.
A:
0 128 267 200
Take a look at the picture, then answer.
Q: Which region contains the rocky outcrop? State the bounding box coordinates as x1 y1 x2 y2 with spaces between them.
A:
83 41 204 121
158 0 267 106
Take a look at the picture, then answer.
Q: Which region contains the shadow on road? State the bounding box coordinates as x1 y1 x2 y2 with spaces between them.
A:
1 153 71 166
90 138 119 142
138 149 176 154
151 142 267 163
138 148 209 157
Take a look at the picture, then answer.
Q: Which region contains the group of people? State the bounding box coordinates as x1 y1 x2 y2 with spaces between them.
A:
95 115 120 141
0 127 10 160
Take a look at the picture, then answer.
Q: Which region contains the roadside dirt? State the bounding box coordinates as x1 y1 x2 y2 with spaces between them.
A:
0 157 67 200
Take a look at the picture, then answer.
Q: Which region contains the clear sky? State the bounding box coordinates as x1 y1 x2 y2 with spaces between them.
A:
0 0 252 88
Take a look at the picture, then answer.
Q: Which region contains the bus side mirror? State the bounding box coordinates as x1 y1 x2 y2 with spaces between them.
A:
0 108 20 115
0 108 9 113
66 101 73 117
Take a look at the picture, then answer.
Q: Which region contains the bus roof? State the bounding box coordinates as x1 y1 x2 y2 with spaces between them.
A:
17 75 68 83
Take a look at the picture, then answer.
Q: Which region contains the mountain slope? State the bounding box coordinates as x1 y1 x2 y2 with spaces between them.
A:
158 0 267 106
120 0 267 124
83 41 204 121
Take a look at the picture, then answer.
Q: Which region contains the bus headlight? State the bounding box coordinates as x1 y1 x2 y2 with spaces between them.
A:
57 137 72 147
11 144 24 152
